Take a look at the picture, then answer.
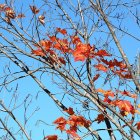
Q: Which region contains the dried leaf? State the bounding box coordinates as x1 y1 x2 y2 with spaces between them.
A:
30 5 39 14
39 15 45 25
17 13 25 18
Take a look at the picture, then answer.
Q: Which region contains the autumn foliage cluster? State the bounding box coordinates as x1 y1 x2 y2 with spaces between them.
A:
30 28 140 139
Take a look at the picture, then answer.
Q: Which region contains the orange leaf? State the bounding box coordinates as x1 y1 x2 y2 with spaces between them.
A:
112 100 134 113
34 40 52 51
45 135 57 140
71 36 81 44
30 5 39 14
73 43 93 61
94 64 108 72
73 51 86 61
32 49 46 56
66 130 80 139
49 36 57 42
53 117 67 131
56 28 67 35
95 50 111 57
97 89 114 98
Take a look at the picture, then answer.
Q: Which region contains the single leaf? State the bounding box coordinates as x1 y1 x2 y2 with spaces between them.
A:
32 49 46 56
93 74 100 82
56 28 67 35
94 64 108 72
95 114 105 123
53 117 67 131
17 13 25 18
136 122 140 130
58 57 66 65
97 89 114 98
64 107 75 115
38 15 45 25
30 5 39 14
95 50 111 57
45 135 57 140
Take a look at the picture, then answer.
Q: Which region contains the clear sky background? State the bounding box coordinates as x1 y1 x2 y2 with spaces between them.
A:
0 0 140 140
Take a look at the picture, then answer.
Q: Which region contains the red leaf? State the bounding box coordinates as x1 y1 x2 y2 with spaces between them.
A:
56 28 67 35
93 74 100 82
64 107 75 115
136 122 140 130
95 114 105 123
95 50 111 57
58 57 66 65
45 135 57 140
32 49 46 56
103 97 112 103
120 90 137 98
